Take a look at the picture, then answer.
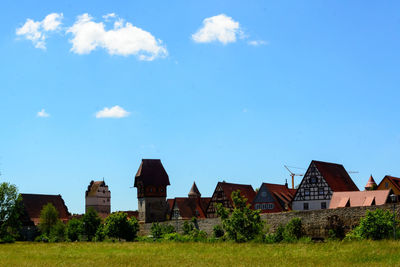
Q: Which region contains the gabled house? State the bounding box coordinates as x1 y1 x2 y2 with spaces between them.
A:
85 180 111 218
168 182 211 220
252 182 296 213
377 176 400 195
292 160 359 211
206 181 256 218
329 189 393 208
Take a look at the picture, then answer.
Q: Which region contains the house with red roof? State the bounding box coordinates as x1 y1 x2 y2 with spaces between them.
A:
292 160 359 211
329 189 393 209
206 181 256 218
377 175 400 195
252 182 296 213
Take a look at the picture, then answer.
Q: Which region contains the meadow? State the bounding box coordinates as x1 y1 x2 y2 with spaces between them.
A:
0 241 400 267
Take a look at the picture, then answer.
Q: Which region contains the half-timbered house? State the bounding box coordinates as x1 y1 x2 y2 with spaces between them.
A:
292 160 359 211
252 182 296 213
206 181 256 218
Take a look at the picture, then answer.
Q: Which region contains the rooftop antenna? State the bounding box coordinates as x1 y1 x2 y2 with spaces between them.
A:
284 165 304 189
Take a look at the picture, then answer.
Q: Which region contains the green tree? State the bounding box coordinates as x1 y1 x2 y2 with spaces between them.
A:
82 208 101 241
0 183 24 242
49 221 66 242
39 203 59 236
66 218 84 241
104 212 139 241
217 190 264 242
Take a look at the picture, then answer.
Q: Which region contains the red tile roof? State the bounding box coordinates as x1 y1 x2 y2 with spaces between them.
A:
171 197 210 219
188 182 201 198
21 193 70 225
329 189 392 208
261 183 297 211
379 176 400 192
365 175 377 190
134 159 170 187
219 182 256 205
313 160 359 191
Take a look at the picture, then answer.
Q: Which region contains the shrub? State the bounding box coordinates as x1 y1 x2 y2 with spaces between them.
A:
213 224 224 238
346 209 398 240
49 221 66 242
38 203 60 236
104 212 139 241
82 208 101 241
66 218 83 242
95 224 106 242
217 190 264 242
151 223 176 239
283 218 303 241
182 221 194 235
189 229 207 242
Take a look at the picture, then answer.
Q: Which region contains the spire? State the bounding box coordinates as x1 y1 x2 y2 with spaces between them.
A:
188 182 201 198
365 175 377 190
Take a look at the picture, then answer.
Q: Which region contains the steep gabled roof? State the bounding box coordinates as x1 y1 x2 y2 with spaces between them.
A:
134 159 170 187
313 160 359 191
86 180 108 197
365 175 377 190
329 189 392 208
218 181 256 205
261 183 297 210
171 197 210 219
21 193 70 224
379 175 400 191
188 182 201 197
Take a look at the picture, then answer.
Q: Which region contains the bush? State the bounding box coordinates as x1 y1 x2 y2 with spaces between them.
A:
213 224 224 238
95 224 105 242
66 218 83 242
189 229 208 242
182 221 194 235
283 218 303 241
151 223 176 239
82 208 101 241
217 190 264 242
49 221 66 242
346 209 398 240
104 212 139 241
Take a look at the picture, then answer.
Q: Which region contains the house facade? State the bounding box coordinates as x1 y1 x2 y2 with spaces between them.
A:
85 180 111 218
292 160 359 211
377 175 400 195
252 182 296 213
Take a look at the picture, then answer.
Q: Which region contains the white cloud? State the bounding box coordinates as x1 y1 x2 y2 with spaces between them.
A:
96 105 130 118
67 13 167 60
37 109 50 118
16 13 63 49
192 14 242 44
248 40 268 46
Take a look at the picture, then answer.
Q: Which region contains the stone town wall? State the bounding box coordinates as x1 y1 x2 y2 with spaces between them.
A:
139 204 400 238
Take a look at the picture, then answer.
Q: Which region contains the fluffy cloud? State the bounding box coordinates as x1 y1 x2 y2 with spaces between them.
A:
67 13 167 60
16 13 63 49
192 14 242 44
37 109 50 118
247 40 268 46
96 105 130 118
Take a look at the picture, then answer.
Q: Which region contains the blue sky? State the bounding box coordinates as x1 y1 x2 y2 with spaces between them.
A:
1 1 400 213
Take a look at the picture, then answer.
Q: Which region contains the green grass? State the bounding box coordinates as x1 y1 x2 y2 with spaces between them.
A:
0 241 400 266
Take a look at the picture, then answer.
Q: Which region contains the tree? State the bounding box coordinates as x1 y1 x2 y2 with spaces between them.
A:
217 190 264 242
66 218 84 241
0 182 24 241
39 203 59 236
82 208 101 241
104 212 139 241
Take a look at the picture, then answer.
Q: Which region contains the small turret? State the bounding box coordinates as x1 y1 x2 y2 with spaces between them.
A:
365 175 377 190
188 182 201 198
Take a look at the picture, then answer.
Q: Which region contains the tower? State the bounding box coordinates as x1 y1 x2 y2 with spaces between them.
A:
188 182 201 198
85 180 111 218
134 159 170 222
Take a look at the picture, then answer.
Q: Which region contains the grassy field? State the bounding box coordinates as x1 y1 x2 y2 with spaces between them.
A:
0 241 400 266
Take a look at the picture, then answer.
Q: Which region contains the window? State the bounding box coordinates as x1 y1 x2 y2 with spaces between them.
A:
255 204 260 209
385 182 389 189
261 192 267 197
217 191 223 198
305 189 310 196
319 188 324 195
321 202 326 209
303 203 309 210
310 177 317 183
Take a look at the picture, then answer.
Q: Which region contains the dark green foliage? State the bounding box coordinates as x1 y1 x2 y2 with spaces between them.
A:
0 183 24 242
49 221 66 242
283 218 303 241
82 208 101 241
95 224 105 242
326 215 345 240
66 218 83 241
182 221 194 235
346 209 398 240
103 212 139 241
213 224 224 238
151 222 176 239
39 203 59 236
216 190 264 242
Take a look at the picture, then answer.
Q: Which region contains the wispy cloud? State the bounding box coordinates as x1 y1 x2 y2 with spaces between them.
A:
16 13 63 49
37 109 50 118
247 40 268 46
192 14 243 45
95 105 130 118
67 13 167 61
